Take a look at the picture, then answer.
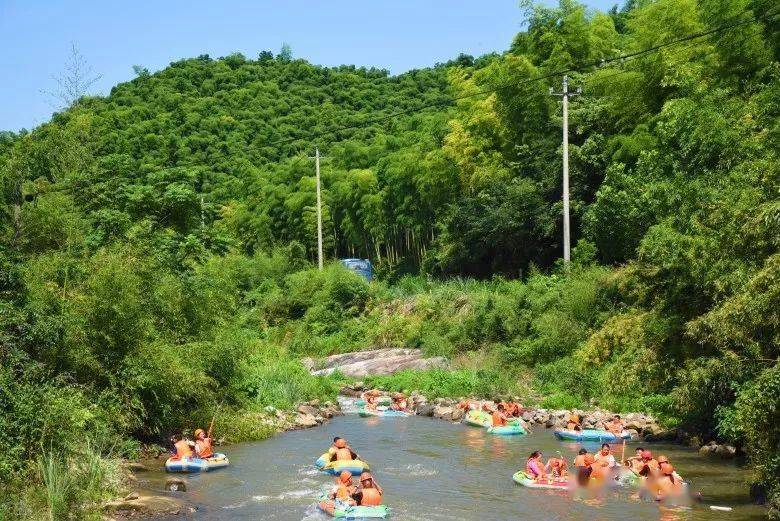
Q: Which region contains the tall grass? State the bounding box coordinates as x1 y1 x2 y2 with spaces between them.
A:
38 452 74 521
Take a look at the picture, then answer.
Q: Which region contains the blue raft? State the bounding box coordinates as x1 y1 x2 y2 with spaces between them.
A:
553 428 631 442
164 453 229 473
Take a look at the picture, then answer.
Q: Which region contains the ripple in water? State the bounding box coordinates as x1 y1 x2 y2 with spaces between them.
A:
253 489 318 502
384 463 438 477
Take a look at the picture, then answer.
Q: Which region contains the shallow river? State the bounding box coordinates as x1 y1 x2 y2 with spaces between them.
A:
152 408 765 520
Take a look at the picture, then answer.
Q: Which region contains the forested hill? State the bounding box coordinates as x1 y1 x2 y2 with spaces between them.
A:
1 0 779 517
5 53 461 266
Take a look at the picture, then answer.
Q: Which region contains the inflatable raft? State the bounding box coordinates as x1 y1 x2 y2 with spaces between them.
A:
553 429 631 442
315 452 330 469
358 407 411 418
512 471 570 490
322 458 370 476
165 453 229 473
487 423 527 435
318 495 390 519
463 410 492 428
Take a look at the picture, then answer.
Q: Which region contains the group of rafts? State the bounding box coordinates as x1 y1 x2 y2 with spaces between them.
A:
353 394 693 516
466 403 691 504
161 393 691 517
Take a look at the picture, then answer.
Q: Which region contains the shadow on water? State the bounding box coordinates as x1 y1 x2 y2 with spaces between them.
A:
149 414 766 520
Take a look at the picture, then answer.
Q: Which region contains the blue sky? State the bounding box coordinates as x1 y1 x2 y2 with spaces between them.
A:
0 0 618 131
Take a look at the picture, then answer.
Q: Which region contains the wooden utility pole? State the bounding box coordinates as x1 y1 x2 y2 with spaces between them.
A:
550 76 580 266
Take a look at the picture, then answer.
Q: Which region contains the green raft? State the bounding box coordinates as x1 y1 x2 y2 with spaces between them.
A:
487 423 527 435
318 495 390 519
463 410 492 428
512 471 570 490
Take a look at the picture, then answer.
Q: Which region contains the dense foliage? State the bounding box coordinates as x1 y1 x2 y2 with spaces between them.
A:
1 0 778 517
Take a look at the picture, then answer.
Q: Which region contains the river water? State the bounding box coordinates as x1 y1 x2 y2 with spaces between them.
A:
152 408 765 520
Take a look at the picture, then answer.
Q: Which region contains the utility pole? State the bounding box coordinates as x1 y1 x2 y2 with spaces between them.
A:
314 147 323 270
550 75 580 266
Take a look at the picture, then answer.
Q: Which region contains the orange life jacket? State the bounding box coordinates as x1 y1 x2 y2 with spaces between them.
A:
360 487 382 506
196 438 213 458
174 440 194 459
335 448 354 461
655 473 683 497
492 411 507 427
335 484 354 500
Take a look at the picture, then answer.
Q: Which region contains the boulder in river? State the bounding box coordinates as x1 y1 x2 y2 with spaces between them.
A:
295 413 318 428
433 406 454 421
416 403 435 417
451 407 464 422
105 492 183 516
165 477 187 492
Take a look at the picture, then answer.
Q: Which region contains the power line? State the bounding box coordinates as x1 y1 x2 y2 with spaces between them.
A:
263 7 780 151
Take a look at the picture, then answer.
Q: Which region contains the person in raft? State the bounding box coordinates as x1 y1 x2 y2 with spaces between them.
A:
566 413 582 431
330 471 358 505
328 437 355 457
594 444 617 469
170 434 195 460
193 429 214 459
625 447 645 474
606 415 625 435
573 449 593 486
526 451 546 480
656 455 684 481
364 389 382 410
353 471 383 506
654 462 685 500
492 403 509 427
637 450 660 477
330 438 358 462
589 444 617 481
545 452 569 479
390 392 408 411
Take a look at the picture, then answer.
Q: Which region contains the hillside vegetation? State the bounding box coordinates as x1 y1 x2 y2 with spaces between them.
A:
1 0 779 518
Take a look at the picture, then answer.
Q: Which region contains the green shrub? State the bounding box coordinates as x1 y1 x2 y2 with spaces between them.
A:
733 365 780 518
364 368 520 399
238 353 338 409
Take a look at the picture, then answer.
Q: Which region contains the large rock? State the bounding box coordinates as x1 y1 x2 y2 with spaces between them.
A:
433 406 454 421
295 413 318 428
165 477 187 492
104 493 183 516
451 407 464 422
416 403 435 417
714 444 737 459
307 348 448 377
297 405 319 417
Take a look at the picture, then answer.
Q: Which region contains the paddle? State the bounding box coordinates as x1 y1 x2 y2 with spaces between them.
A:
207 398 226 440
621 438 626 465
